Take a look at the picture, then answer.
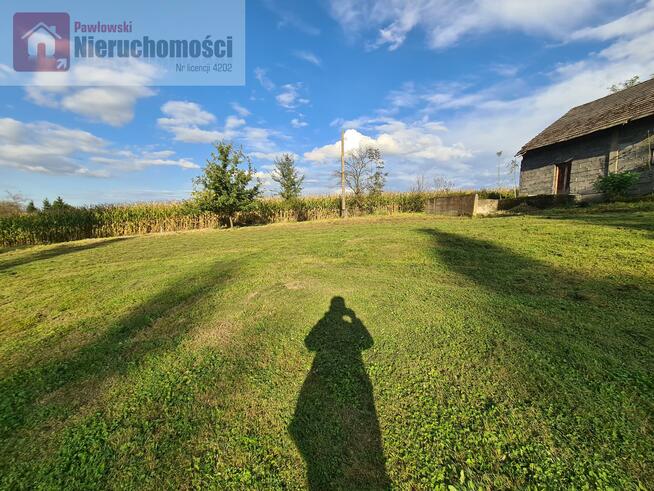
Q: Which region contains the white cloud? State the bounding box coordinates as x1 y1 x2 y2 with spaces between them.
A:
255 170 274 190
444 12 654 160
0 117 194 176
157 100 288 155
231 102 251 117
276 83 310 109
63 87 153 126
490 64 520 78
304 122 471 165
291 117 308 128
157 101 224 143
0 118 106 175
25 59 158 126
160 101 216 126
225 115 247 130
253 68 310 111
91 152 199 171
293 50 322 66
262 0 321 35
143 150 176 159
242 126 280 152
330 115 390 130
569 0 654 41
328 0 631 50
0 64 14 80
254 67 275 91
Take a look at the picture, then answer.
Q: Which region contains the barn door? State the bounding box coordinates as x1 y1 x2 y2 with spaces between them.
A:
555 162 571 194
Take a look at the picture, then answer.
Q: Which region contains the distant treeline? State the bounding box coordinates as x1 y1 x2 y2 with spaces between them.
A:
0 190 512 247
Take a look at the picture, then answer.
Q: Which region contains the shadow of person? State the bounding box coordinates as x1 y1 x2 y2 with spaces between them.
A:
289 297 390 490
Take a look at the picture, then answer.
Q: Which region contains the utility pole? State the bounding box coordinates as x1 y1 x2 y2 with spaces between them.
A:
496 150 503 190
341 129 346 217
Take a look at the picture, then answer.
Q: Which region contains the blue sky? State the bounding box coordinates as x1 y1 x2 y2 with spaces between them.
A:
2 0 654 205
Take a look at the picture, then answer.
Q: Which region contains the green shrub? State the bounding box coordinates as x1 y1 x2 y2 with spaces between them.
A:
594 171 640 201
498 194 576 211
477 188 515 200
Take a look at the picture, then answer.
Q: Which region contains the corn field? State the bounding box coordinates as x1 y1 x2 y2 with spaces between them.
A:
0 190 513 247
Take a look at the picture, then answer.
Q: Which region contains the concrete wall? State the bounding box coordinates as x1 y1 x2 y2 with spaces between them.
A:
425 195 499 216
520 115 654 197
634 168 654 195
426 194 476 216
475 198 499 215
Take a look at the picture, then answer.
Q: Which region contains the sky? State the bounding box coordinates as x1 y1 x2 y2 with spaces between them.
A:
2 0 654 205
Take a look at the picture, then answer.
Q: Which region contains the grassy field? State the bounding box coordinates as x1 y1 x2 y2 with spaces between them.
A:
1 205 653 489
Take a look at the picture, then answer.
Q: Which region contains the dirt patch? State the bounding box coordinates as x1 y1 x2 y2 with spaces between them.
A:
284 281 305 290
186 320 240 349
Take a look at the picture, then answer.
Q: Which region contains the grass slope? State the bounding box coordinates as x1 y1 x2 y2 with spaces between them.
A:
1 206 653 489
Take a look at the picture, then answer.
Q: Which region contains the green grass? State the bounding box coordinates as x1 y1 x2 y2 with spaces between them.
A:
1 205 653 489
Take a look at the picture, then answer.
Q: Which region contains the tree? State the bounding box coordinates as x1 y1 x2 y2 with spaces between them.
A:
0 192 26 217
342 145 386 198
410 175 428 193
608 76 640 93
271 153 304 200
26 200 37 213
433 176 455 193
192 142 261 228
368 152 387 196
52 196 71 210
42 198 52 212
506 158 521 197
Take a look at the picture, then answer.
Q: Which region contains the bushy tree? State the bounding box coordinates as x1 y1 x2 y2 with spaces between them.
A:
343 145 386 199
26 200 37 213
271 153 304 200
193 142 261 228
42 198 52 212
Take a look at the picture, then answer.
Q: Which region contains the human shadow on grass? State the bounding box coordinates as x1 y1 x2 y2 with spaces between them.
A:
0 261 235 438
0 237 131 273
289 297 390 490
418 228 654 483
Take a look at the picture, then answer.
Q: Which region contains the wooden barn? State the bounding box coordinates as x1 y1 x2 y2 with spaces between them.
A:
518 78 654 199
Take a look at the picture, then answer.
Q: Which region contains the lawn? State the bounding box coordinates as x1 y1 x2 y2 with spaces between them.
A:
1 206 653 489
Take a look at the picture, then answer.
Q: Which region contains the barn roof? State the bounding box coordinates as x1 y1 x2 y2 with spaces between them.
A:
519 77 654 155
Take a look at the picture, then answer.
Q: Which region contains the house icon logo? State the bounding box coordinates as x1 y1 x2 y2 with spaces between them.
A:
13 13 70 72
23 23 62 58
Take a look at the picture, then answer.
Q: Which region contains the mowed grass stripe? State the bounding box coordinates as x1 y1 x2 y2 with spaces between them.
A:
0 210 653 488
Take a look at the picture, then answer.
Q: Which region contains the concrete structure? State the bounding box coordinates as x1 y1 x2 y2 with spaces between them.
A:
425 194 498 217
519 79 654 199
